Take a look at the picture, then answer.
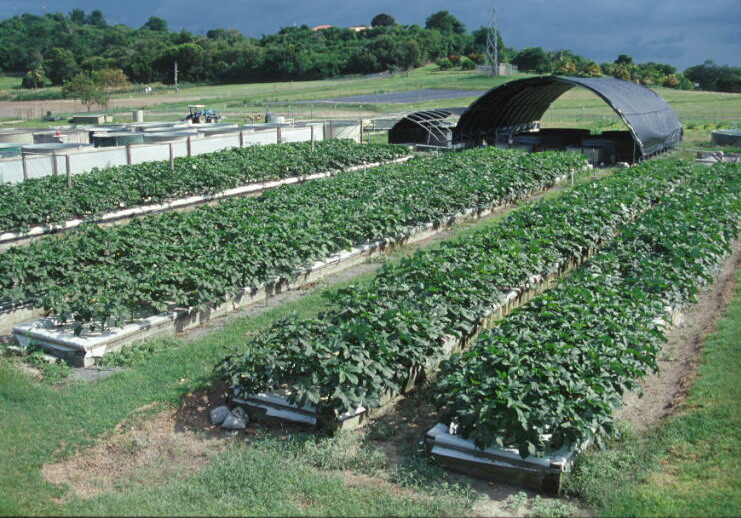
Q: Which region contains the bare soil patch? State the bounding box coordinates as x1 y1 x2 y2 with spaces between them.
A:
43 391 229 500
616 238 741 430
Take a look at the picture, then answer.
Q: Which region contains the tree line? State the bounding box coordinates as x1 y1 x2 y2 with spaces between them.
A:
1 9 738 94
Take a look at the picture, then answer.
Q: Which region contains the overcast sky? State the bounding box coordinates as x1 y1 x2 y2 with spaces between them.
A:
2 0 739 70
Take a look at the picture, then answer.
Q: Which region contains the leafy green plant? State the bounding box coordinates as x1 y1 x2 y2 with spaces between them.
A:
218 159 705 424
432 163 741 457
0 147 585 331
94 337 183 368
0 140 410 234
6 343 74 383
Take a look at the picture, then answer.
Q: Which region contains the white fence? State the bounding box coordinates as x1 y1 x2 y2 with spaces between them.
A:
0 125 322 184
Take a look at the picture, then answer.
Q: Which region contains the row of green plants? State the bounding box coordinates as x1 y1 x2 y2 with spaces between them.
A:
0 140 410 234
432 163 741 458
216 160 703 418
0 148 585 331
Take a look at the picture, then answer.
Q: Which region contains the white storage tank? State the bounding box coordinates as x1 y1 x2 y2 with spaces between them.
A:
0 143 23 158
22 143 92 154
0 129 36 144
325 120 361 143
143 131 198 143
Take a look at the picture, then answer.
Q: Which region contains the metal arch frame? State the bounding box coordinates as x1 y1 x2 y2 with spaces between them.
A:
387 108 466 147
452 76 683 158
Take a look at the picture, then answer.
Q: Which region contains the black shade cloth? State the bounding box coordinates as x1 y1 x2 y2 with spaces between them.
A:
453 76 683 157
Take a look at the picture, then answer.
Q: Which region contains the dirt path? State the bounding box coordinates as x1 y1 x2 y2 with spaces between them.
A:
615 238 741 429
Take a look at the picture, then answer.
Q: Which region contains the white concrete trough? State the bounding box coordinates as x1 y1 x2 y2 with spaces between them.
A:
230 335 461 431
424 423 580 493
230 390 367 429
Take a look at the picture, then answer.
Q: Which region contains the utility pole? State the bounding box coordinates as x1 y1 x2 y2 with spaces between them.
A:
174 61 179 93
485 1 499 76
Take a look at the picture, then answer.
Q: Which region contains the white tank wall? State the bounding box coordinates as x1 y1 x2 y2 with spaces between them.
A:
190 134 240 155
244 129 279 146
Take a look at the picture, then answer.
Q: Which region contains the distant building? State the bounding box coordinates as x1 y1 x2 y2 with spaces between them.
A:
311 24 369 32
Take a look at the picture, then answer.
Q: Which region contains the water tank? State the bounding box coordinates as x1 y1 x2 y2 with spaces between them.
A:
142 124 190 133
33 129 89 145
326 120 361 143
130 122 179 132
711 130 741 147
142 131 197 143
92 132 145 148
0 143 23 158
22 143 92 154
0 129 35 144
198 123 240 136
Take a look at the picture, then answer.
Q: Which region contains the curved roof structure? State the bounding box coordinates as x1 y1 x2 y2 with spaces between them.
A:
389 108 466 146
453 76 683 157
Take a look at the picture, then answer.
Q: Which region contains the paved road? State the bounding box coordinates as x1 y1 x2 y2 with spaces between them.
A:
315 89 484 104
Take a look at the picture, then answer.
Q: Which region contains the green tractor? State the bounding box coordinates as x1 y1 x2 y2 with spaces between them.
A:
185 105 223 124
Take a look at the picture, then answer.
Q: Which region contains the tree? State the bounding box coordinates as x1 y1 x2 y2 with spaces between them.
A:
615 54 633 65
95 68 131 91
86 10 106 27
459 56 476 70
154 43 205 82
69 8 85 24
512 47 550 73
425 11 465 34
81 56 116 71
555 58 577 75
585 61 602 77
44 47 79 85
612 64 633 81
22 67 48 89
371 13 396 27
143 16 168 32
436 58 452 70
684 60 741 93
63 72 109 111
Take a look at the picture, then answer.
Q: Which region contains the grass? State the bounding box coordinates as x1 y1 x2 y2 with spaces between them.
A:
4 65 738 129
564 268 741 517
60 436 473 517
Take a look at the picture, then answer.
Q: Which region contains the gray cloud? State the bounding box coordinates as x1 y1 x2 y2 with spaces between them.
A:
0 0 738 69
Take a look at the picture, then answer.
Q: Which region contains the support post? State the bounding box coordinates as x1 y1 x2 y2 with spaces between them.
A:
51 153 58 176
169 143 175 171
359 119 364 144
310 125 315 152
187 136 193 157
126 144 132 165
21 153 28 181
277 127 282 144
239 130 244 148
66 155 72 189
